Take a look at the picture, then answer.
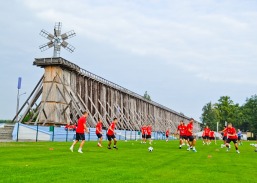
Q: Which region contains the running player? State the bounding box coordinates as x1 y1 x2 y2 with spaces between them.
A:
146 124 152 145
186 118 197 152
96 118 103 147
225 123 240 153
209 130 215 144
69 111 89 153
177 120 187 149
221 126 227 148
237 129 242 145
165 128 170 142
203 126 210 145
107 118 118 150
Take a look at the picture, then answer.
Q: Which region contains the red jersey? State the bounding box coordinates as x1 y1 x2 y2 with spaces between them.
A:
209 131 215 138
177 125 186 136
107 122 116 136
186 122 193 136
204 128 210 136
141 126 147 135
76 116 86 133
227 127 237 139
96 122 102 134
146 126 152 135
166 130 169 136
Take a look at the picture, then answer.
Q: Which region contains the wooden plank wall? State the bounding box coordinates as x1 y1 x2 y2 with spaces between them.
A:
74 74 196 133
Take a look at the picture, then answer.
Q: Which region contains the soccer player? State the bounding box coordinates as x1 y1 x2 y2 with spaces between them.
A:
225 123 240 153
165 128 170 142
221 126 227 148
107 118 118 150
203 126 210 145
237 129 242 145
177 120 187 149
141 125 147 144
186 118 197 152
70 111 89 153
146 124 152 145
209 130 215 144
96 118 103 147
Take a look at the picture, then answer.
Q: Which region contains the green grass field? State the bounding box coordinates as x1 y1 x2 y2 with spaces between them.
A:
0 140 256 183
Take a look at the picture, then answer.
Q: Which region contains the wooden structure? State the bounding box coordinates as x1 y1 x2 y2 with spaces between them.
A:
14 57 200 133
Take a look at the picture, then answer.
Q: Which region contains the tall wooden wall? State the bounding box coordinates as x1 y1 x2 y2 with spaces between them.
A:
34 57 200 133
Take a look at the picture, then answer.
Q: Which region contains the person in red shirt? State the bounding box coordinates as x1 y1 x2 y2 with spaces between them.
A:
141 125 147 144
220 126 228 148
203 126 211 145
96 118 103 147
177 120 188 149
107 118 118 150
165 128 170 142
186 118 197 152
70 112 89 153
146 125 152 145
225 123 240 153
209 130 215 143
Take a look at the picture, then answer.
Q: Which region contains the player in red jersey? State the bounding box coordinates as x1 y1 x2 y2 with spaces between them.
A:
225 123 240 153
186 118 197 152
107 118 118 150
165 128 170 142
141 125 147 144
209 130 215 144
70 112 89 153
177 120 188 149
221 126 227 148
96 118 103 147
146 125 152 145
203 126 210 145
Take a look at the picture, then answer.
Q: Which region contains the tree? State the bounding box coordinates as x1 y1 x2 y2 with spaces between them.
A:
143 91 151 101
241 95 257 134
201 102 219 130
201 95 257 134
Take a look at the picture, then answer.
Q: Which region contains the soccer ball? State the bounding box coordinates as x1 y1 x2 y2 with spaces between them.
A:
148 146 154 152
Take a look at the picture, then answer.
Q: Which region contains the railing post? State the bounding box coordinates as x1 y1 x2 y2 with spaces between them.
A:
16 122 20 142
52 126 54 142
36 124 39 142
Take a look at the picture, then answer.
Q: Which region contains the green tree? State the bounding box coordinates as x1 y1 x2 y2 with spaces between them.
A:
201 102 219 130
215 96 240 125
241 95 257 134
143 91 151 101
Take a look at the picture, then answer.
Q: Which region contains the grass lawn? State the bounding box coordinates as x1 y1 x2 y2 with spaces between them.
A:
0 140 256 183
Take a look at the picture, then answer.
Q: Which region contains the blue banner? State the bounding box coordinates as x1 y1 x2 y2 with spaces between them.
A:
17 77 22 89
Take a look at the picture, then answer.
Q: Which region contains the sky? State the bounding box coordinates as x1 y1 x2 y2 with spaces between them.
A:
0 0 257 121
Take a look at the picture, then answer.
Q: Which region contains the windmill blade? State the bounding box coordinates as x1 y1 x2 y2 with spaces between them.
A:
61 41 75 53
39 41 54 52
61 30 76 40
39 29 54 40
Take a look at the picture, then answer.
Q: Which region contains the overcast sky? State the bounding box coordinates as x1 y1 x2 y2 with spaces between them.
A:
1 0 257 121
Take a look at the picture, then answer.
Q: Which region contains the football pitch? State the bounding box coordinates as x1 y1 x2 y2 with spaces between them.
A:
0 140 256 183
